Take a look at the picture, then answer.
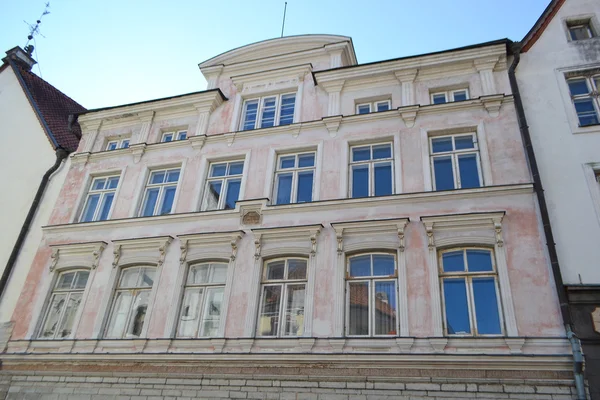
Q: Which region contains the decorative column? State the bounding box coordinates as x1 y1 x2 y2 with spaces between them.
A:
193 92 225 137
81 120 103 153
229 84 244 133
333 227 345 336
203 65 224 90
136 111 155 143
423 222 444 337
302 227 321 337
396 221 409 336
474 57 499 95
493 216 518 337
395 69 418 106
321 80 345 117
324 42 347 69
293 73 305 124
243 233 263 337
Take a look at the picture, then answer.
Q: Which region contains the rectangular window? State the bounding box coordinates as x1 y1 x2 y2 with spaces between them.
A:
139 168 180 217
177 262 228 338
38 270 89 339
257 258 307 337
439 248 503 336
346 254 398 337
105 266 155 338
241 93 296 131
431 89 469 104
80 175 120 222
161 130 188 142
106 139 130 150
202 160 244 211
567 20 594 40
567 75 600 126
349 143 393 198
273 152 315 205
356 100 391 115
430 133 482 190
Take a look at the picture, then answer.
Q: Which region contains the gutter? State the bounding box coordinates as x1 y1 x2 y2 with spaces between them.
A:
507 42 587 400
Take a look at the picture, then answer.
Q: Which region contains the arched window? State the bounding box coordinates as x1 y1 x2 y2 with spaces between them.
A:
257 258 307 337
439 247 503 336
105 266 156 338
177 262 228 338
39 269 90 339
346 253 398 337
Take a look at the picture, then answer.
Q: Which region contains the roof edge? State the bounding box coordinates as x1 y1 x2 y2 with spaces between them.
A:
521 0 565 52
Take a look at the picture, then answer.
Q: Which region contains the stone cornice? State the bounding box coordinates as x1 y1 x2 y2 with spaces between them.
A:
231 64 314 90
178 230 244 263
49 241 107 271
112 236 173 268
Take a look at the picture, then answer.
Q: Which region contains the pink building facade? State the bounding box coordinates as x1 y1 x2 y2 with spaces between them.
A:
1 36 580 398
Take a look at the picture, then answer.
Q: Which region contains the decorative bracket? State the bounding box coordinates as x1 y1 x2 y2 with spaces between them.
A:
225 132 236 147
189 135 207 150
481 94 504 117
49 241 107 272
334 228 344 255
112 236 173 268
112 245 122 268
398 105 419 128
424 223 435 250
323 115 342 137
493 215 504 247
179 239 189 265
49 248 60 272
397 220 408 253
157 237 173 267
309 228 321 256
130 143 146 164
230 233 243 261
254 233 262 261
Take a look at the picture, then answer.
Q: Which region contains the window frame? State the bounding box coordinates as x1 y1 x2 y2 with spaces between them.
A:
438 247 504 337
161 130 188 143
348 142 395 198
272 151 316 205
429 133 483 190
355 100 392 115
345 252 399 338
430 89 470 105
78 175 120 222
138 167 181 217
106 138 130 151
201 160 245 211
240 93 296 131
567 75 600 127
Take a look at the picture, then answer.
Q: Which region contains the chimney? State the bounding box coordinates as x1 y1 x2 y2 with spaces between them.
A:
2 46 37 71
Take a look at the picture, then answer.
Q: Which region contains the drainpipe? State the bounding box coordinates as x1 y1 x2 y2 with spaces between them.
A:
507 42 587 400
0 147 69 302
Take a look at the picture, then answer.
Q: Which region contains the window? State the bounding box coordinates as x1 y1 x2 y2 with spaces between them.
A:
241 93 296 130
356 100 391 114
567 75 600 126
140 168 180 217
161 130 187 142
567 20 594 40
430 133 482 190
202 161 243 211
38 270 89 339
439 248 503 336
257 258 307 337
106 139 130 150
431 89 469 104
105 266 156 338
350 143 393 198
177 262 227 338
346 254 397 337
79 175 119 222
273 152 315 205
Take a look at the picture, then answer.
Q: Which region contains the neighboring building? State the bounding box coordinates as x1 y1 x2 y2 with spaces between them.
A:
0 47 85 349
0 35 580 398
516 0 600 397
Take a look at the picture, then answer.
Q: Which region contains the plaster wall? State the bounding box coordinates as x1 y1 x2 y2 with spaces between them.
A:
517 0 600 284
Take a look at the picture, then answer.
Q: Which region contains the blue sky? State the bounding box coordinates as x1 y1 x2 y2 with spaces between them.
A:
0 0 549 109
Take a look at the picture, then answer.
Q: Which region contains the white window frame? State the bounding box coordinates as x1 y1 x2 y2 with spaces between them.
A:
201 160 245 211
78 175 120 222
345 252 398 337
430 89 469 104
566 74 600 127
138 167 181 217
438 247 504 337
429 133 483 190
567 19 595 40
240 93 296 131
161 130 188 142
349 142 394 198
355 100 391 114
106 138 130 151
272 152 316 205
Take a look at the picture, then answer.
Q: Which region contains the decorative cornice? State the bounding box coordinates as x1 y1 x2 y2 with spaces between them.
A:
177 231 244 264
332 218 409 254
421 212 506 249
231 64 314 91
251 224 322 259
111 236 173 268
48 241 107 272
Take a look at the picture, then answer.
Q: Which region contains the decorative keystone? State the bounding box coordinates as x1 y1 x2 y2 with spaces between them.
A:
398 105 419 128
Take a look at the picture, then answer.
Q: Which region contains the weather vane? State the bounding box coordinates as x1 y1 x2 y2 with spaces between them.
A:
24 2 50 56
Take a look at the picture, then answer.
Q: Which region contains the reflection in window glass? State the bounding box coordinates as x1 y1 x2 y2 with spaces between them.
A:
430 134 481 190
140 168 180 217
273 152 315 205
80 176 120 222
350 144 393 198
202 161 244 211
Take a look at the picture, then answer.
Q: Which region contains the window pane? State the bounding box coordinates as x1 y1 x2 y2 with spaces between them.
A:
267 260 285 280
298 153 315 168
92 178 106 191
204 181 222 211
224 179 241 209
279 94 295 126
166 169 180 183
348 282 369 335
443 278 471 334
57 293 82 338
121 140 130 149
200 287 224 337
574 99 599 126
107 142 118 151
357 104 371 114
275 173 293 205
467 249 493 272
472 278 502 334
40 294 66 338
453 91 468 101
228 162 244 175
372 144 392 159
188 264 209 284
374 281 397 335
431 137 453 153
454 135 475 150
433 94 447 104
287 259 307 280
107 177 120 189
258 285 282 336
119 268 139 288
297 171 313 203
433 156 455 190
159 186 176 215
139 267 155 287
349 255 371 277
374 163 392 196
283 284 305 336
279 156 296 169
243 100 259 130
210 264 228 284
352 146 370 162
106 291 133 338
211 164 227 177
141 188 159 216
373 254 395 276
81 194 100 222
150 171 165 184
352 165 369 198
376 102 390 112
56 272 76 290
458 154 481 188
98 193 114 221
178 288 202 337
177 131 187 140
260 97 277 128
568 79 589 96
162 134 173 142
442 251 465 272
126 291 149 337
570 26 591 40
74 271 89 289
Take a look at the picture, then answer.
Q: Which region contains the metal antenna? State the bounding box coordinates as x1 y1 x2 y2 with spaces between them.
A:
280 2 288 38
24 2 51 55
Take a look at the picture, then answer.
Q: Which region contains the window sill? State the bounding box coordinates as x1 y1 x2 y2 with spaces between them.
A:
572 123 600 135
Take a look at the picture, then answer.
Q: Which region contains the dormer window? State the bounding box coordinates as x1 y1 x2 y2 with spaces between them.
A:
241 93 296 131
106 139 130 151
356 100 391 115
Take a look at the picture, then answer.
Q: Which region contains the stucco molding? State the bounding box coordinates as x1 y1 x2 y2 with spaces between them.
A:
323 115 342 137
481 94 504 117
398 105 419 128
49 241 107 272
231 64 314 95
189 134 207 149
129 143 146 164
177 231 244 264
111 236 173 268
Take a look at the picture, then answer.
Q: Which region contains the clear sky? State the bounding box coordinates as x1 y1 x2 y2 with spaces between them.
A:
0 0 549 109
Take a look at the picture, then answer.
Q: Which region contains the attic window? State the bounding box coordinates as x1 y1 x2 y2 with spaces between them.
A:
567 19 595 40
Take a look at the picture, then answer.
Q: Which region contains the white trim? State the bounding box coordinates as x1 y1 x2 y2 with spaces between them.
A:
555 63 600 135
476 122 493 186
583 163 600 227
70 167 127 223
393 132 402 194
421 128 432 191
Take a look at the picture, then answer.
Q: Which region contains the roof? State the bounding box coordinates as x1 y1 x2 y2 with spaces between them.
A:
521 0 565 52
9 60 86 152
